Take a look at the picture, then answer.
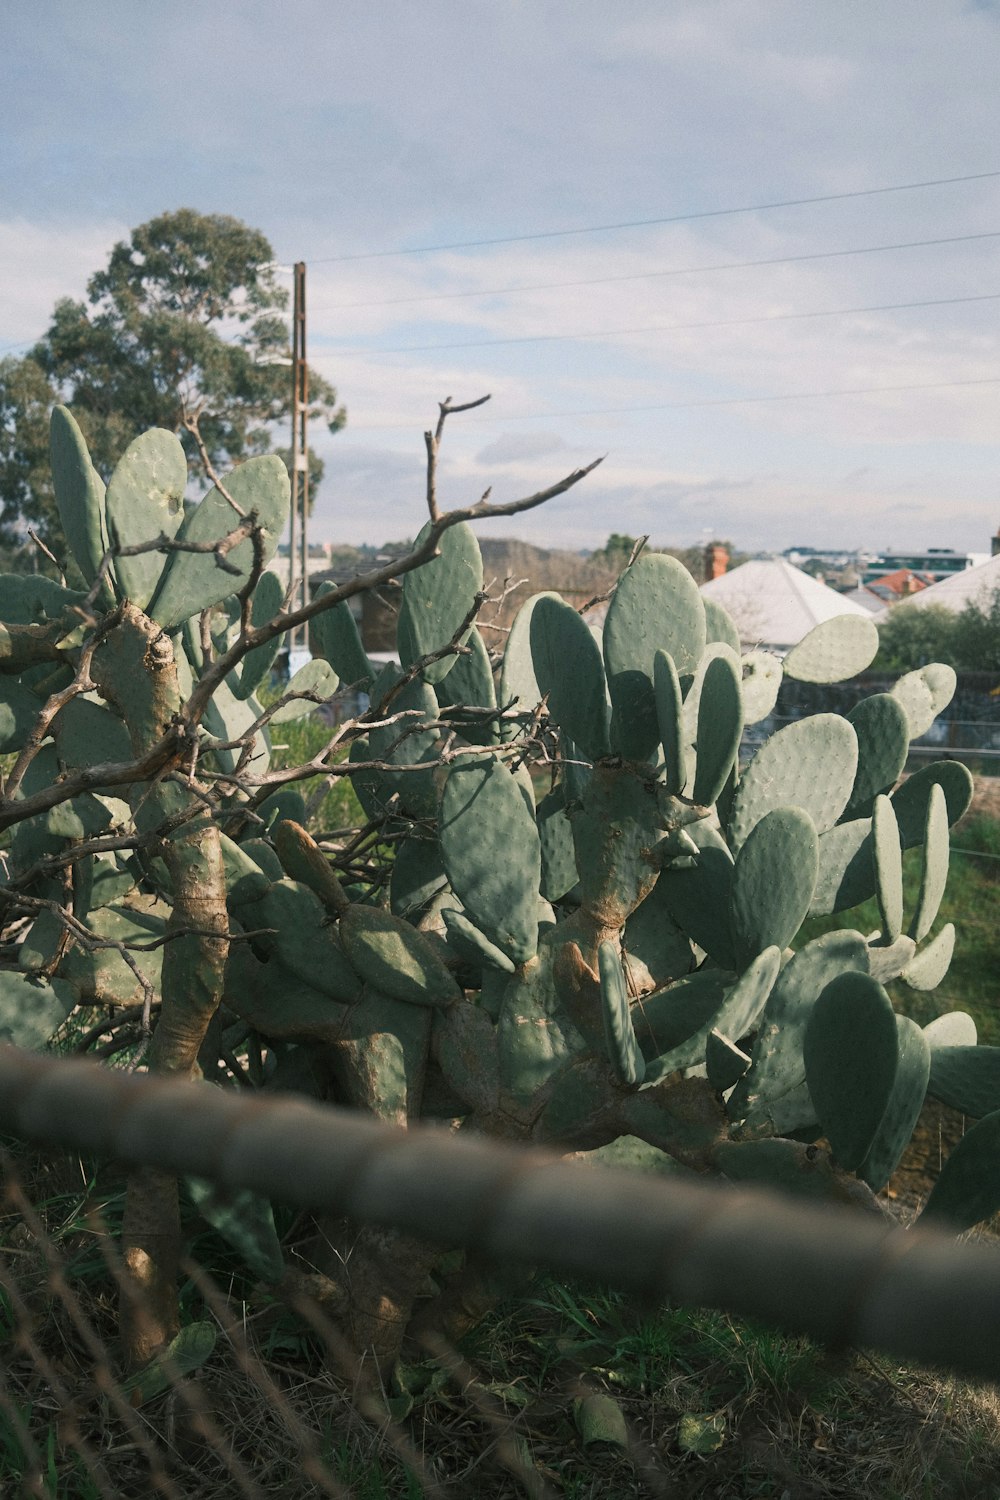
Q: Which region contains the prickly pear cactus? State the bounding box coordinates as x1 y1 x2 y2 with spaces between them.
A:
0 405 990 1368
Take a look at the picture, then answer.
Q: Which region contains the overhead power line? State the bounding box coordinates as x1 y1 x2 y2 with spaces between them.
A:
309 290 1000 358
304 169 1000 263
351 374 1000 431
308 229 1000 315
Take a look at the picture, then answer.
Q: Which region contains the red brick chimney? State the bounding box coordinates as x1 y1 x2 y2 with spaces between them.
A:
704 544 728 582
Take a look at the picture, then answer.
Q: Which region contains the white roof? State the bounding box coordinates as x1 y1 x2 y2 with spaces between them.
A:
875 551 1000 616
700 558 873 651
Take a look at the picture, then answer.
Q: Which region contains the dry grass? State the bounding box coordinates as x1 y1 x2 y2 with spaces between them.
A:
3 1139 1000 1500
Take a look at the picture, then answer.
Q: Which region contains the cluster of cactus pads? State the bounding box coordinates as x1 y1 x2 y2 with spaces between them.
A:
2 405 999 1363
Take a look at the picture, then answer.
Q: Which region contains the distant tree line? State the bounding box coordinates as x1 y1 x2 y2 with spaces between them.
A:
875 591 1000 673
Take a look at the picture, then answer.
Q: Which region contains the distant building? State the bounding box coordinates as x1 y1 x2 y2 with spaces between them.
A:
863 549 985 585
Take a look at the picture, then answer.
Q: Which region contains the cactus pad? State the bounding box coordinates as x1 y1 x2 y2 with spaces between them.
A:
920 1111 1000 1232
842 694 909 821
105 428 187 608
859 1015 930 1192
727 714 858 852
598 941 645 1087
927 1045 1000 1117
730 806 818 968
872 794 903 943
339 905 462 1006
692 653 742 807
399 520 483 684
782 614 878 683
440 755 541 964
149 456 290 630
530 595 610 763
803 971 899 1171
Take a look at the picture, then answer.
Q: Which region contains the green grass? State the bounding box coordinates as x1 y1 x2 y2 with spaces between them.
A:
263 698 364 834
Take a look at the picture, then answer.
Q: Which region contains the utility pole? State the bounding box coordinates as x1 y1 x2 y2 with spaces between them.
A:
288 260 309 656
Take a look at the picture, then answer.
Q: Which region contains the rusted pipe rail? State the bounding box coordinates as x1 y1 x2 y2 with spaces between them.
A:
1 1044 998 1383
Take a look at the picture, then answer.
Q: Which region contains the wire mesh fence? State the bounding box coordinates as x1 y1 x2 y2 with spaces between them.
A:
3 1045 1000 1498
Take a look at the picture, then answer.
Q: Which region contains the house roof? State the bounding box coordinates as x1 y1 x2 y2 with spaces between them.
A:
875 551 1000 616
700 558 873 650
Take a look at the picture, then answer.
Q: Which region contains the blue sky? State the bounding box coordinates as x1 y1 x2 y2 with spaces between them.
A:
3 1 1000 556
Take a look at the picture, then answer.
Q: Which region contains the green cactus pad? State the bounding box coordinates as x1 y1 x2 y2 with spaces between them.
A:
499 591 559 739
432 1002 501 1115
536 786 579 902
605 552 706 676
530 594 610 762
149 455 290 630
895 663 955 737
890 670 934 738
727 715 858 852
49 695 133 771
339 905 462 1006
390 837 448 919
233 570 285 700
598 941 645 1087
804 971 899 1171
440 755 542 964
923 1009 976 1049
692 653 742 807
919 662 957 719
653 650 686 795
729 929 869 1135
0 678 45 754
603 553 705 760
327 985 432 1124
842 694 910 821
866 934 916 985
872 794 903 943
497 959 587 1103
367 667 440 819
782 614 879 683
234 879 362 1003
399 520 483 684
623 882 695 991
311 584 373 688
703 598 741 654
21 903 165 1007
890 761 973 848
49 406 115 606
713 1138 877 1208
255 787 307 833
442 907 516 973
706 1030 751 1092
656 820 736 970
0 574 87 625
712 945 781 1043
184 1175 284 1284
269 658 339 723
105 428 188 608
919 1111 1000 1232
730 807 818 968
435 626 498 746
222 944 350 1042
631 969 731 1061
201 678 268 776
927 1045 1000 1116
810 818 875 915
739 650 783 724
0 970 76 1050
910 783 949 942
859 1015 931 1192
271 821 347 915
571 765 665 927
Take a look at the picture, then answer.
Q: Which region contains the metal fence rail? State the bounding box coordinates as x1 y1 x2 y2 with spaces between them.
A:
1 1044 999 1386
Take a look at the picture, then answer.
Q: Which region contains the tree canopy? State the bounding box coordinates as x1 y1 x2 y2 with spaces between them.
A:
0 209 345 567
875 589 1000 673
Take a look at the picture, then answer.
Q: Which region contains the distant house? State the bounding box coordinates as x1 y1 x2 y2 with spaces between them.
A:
875 551 1000 617
700 558 873 653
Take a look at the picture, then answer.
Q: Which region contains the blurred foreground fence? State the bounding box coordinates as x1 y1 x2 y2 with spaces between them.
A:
2 1043 1000 1497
